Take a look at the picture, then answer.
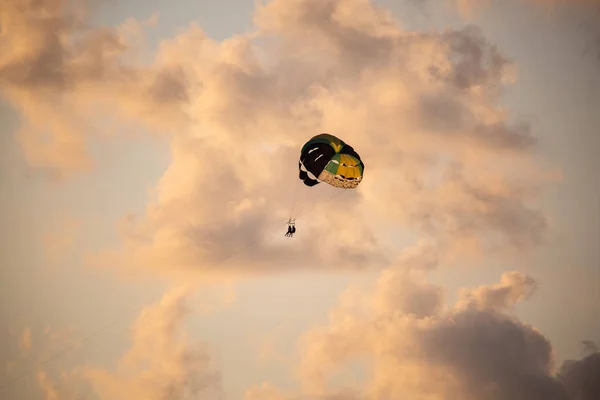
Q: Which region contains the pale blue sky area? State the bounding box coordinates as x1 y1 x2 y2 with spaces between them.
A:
1 1 598 399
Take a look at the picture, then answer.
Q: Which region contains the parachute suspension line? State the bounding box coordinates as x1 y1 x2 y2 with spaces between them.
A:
288 172 301 221
295 189 346 220
291 185 313 221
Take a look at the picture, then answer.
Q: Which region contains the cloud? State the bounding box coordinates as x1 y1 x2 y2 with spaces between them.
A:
12 267 594 400
455 270 538 311
2 287 225 399
2 0 553 277
244 383 363 400
557 348 600 400
3 324 78 369
1 2 594 400
0 0 189 179
0 324 83 399
370 268 444 318
2 269 586 400
18 328 32 354
35 369 81 400
66 0 554 280
36 370 60 400
581 340 600 354
394 239 441 271
245 383 287 400
81 285 222 400
284 269 577 399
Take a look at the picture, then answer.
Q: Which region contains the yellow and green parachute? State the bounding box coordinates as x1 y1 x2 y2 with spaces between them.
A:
286 133 365 229
298 133 365 189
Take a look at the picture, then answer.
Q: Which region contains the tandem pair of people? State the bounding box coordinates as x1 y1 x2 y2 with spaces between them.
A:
285 221 296 237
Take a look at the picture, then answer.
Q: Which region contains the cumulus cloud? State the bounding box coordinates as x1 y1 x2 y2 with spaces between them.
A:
0 324 83 399
4 324 78 369
36 370 60 400
292 270 572 399
35 369 81 400
2 287 223 399
370 268 444 318
244 383 363 400
580 340 600 354
60 0 553 279
2 2 595 400
557 345 600 400
1 0 554 277
456 270 538 311
0 0 190 178
12 268 594 400
245 383 287 400
81 286 222 399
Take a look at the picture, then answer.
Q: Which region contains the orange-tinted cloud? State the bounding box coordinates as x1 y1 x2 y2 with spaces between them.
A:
0 2 593 400
1 0 556 280
245 383 287 400
294 269 570 399
3 288 224 399
36 370 60 400
1 324 82 399
0 0 189 179
16 270 596 400
35 369 80 400
557 346 600 400
455 270 538 311
74 0 555 280
81 286 222 399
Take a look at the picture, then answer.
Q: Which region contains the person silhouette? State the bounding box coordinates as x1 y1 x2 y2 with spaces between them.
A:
285 220 296 237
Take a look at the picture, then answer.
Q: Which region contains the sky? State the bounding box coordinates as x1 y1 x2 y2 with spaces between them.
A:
0 0 599 399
